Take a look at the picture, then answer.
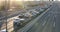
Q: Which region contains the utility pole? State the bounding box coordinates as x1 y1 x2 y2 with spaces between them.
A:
5 0 10 32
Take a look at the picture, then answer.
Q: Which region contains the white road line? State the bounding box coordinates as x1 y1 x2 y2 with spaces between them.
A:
42 21 47 26
53 22 55 27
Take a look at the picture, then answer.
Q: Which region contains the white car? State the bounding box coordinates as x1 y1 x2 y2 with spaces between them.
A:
13 17 25 23
0 29 7 32
13 17 25 26
29 9 39 16
24 12 33 18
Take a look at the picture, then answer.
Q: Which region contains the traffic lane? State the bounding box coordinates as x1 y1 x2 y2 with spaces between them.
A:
27 3 60 32
42 14 54 32
17 4 52 31
27 10 52 32
50 3 60 32
27 21 41 32
33 4 57 32
34 13 52 32
40 4 58 32
55 15 60 32
55 4 60 32
27 4 54 32
27 12 54 32
27 3 57 32
51 3 60 32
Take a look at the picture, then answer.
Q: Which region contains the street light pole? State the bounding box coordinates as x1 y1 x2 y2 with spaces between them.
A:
5 0 10 32
5 0 8 32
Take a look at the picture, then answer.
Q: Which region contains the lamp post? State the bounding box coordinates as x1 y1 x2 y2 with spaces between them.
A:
5 0 10 32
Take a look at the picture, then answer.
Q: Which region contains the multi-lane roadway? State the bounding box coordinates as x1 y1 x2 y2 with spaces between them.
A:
0 2 60 32
18 2 60 32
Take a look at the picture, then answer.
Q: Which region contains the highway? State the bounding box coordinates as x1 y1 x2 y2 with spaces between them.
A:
0 2 52 32
17 2 60 32
0 2 60 32
26 4 55 32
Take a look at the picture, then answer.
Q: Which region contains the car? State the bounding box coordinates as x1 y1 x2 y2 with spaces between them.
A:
35 8 44 12
0 29 7 32
40 8 44 12
24 12 33 18
13 17 25 23
13 16 25 24
30 11 37 16
29 9 39 16
33 10 39 14
18 15 24 18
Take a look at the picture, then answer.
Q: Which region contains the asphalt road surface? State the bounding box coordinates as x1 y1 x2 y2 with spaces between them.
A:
26 2 60 32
